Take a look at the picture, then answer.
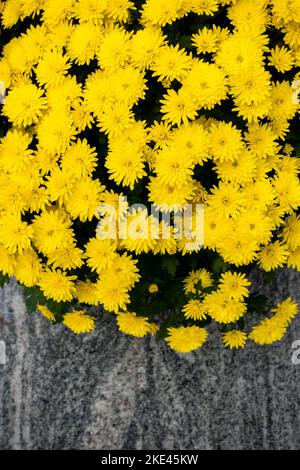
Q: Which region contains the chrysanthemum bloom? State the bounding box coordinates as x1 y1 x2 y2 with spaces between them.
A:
37 111 77 156
95 280 130 313
1 0 22 28
183 299 207 321
160 88 198 126
207 182 246 220
152 44 192 83
38 305 55 322
3 83 47 127
218 272 250 301
209 122 243 162
14 250 43 287
249 318 287 345
182 60 228 109
271 298 298 327
183 268 213 294
204 291 247 324
116 312 152 337
148 176 195 213
38 269 77 302
192 27 220 54
31 210 74 256
47 244 84 271
154 146 194 187
257 241 289 272
85 238 117 274
282 215 300 251
61 139 98 178
35 49 71 88
268 46 294 73
166 326 208 353
99 254 140 292
120 209 156 255
63 311 96 334
76 280 101 306
141 0 189 27
222 331 247 350
288 248 300 271
64 178 105 222
148 283 158 294
230 67 271 106
0 130 34 173
0 215 33 254
0 244 16 277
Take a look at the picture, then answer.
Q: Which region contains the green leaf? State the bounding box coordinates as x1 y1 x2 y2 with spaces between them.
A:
45 300 73 320
237 317 245 330
24 286 46 314
246 293 268 314
161 256 180 277
178 35 193 50
155 307 190 340
211 256 227 274
263 271 276 283
0 272 10 288
23 286 73 321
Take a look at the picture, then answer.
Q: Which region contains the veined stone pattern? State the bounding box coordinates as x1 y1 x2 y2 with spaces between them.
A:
0 271 300 450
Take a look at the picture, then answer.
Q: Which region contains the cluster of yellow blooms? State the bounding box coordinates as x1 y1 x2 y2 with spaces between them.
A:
0 0 300 352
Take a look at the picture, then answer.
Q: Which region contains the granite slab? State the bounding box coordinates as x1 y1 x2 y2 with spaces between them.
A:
0 270 300 450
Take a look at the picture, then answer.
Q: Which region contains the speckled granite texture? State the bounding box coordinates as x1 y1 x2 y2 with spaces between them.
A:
0 270 300 450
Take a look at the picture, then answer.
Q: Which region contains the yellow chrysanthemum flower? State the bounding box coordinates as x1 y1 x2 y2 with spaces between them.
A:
0 214 33 254
64 178 105 222
183 268 213 294
249 318 287 345
3 83 47 127
271 297 298 327
209 121 243 162
36 49 70 88
282 214 300 250
257 241 289 272
183 299 207 321
116 312 152 337
222 330 247 349
218 272 250 301
14 249 43 287
76 280 101 306
152 44 192 83
0 244 16 276
38 269 77 302
166 326 208 353
37 304 55 322
148 283 158 294
268 45 294 73
160 88 198 126
63 310 96 334
96 280 130 313
1 0 22 28
85 237 117 274
204 290 247 324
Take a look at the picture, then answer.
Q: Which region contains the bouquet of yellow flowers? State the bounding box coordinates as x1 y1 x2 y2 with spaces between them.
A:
0 0 300 352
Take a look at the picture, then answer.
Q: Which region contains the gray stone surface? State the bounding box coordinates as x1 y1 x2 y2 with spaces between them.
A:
0 270 300 450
